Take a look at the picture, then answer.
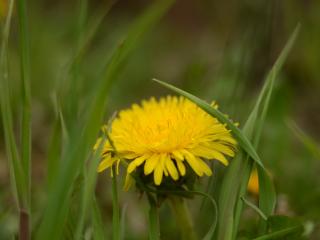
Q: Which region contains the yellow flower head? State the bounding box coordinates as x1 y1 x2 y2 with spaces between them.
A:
96 96 237 188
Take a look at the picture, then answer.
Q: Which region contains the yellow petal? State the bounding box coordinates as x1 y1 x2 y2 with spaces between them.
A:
124 174 134 191
93 137 102 151
144 154 159 175
209 143 235 157
210 150 229 166
127 161 136 174
165 157 179 180
97 154 112 172
127 155 149 173
172 150 184 161
191 146 229 166
196 158 212 176
182 150 203 176
154 164 163 185
175 159 186 176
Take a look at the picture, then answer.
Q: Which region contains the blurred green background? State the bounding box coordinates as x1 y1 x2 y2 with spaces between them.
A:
0 0 319 239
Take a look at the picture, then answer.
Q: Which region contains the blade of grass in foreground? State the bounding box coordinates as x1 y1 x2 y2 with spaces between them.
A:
0 1 30 239
16 0 32 209
0 0 26 206
252 225 303 240
222 24 300 239
153 78 265 240
36 1 176 239
153 78 265 170
16 0 32 238
153 24 299 240
47 2 115 190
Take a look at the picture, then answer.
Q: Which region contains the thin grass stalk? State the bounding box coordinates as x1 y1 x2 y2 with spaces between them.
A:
16 0 32 238
287 120 320 160
16 0 32 205
1 1 30 240
64 0 88 126
0 0 24 205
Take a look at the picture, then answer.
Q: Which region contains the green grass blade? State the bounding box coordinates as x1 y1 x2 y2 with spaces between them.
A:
36 1 175 239
16 0 32 210
233 24 300 238
287 120 320 160
0 0 26 207
192 191 218 240
252 226 303 240
153 78 265 170
241 197 267 221
153 24 300 240
74 136 106 239
1 2 31 238
92 197 106 240
71 1 116 69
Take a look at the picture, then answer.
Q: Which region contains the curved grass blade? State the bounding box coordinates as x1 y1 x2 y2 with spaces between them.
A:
153 78 265 170
252 225 303 240
153 23 300 240
287 120 320 160
232 24 300 238
241 197 267 221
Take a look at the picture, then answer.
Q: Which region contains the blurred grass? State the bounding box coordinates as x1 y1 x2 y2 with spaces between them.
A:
0 0 320 239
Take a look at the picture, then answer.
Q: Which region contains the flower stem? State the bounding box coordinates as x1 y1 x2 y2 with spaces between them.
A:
169 196 198 240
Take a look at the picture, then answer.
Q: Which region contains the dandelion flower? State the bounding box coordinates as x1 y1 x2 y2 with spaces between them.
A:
248 168 259 195
95 96 237 188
